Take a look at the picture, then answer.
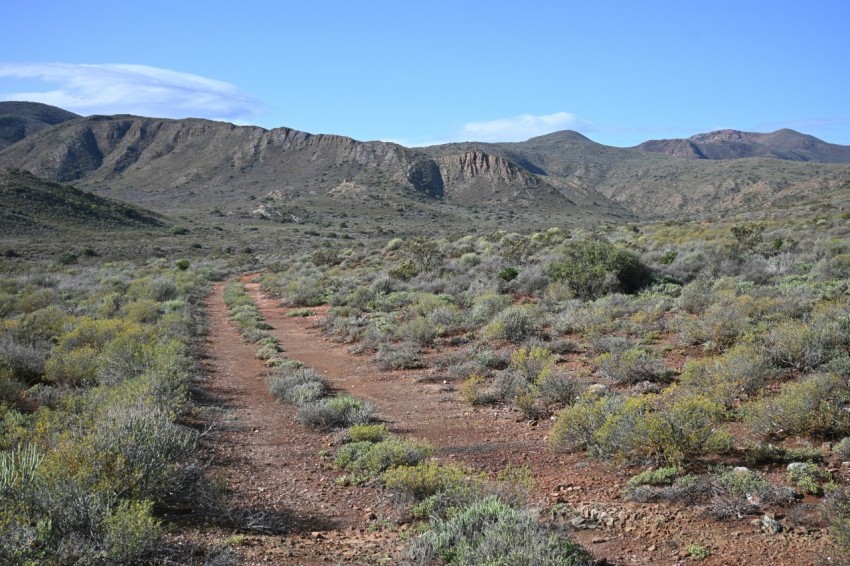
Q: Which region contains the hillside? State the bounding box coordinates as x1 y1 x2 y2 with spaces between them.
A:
635 128 850 163
0 168 164 234
0 101 79 150
0 104 848 223
0 113 631 228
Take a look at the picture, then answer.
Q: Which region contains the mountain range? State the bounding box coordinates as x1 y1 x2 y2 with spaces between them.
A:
0 101 848 229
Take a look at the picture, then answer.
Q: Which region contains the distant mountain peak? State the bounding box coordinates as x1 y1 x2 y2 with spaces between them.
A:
637 128 850 163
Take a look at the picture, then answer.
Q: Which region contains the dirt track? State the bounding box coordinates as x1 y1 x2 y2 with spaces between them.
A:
199 276 835 565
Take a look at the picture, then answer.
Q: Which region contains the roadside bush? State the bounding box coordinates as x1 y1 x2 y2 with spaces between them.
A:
536 373 585 409
297 395 376 430
509 345 556 383
0 335 48 384
375 341 424 370
268 367 327 406
100 499 162 563
383 461 476 500
744 373 850 438
335 437 433 484
746 443 823 466
549 393 625 454
347 423 389 443
460 375 497 405
405 495 591 566
678 278 714 315
397 316 437 346
708 467 795 519
93 406 196 501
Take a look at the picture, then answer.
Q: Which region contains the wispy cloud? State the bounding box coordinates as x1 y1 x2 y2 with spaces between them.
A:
385 112 598 147
0 62 267 122
458 112 591 143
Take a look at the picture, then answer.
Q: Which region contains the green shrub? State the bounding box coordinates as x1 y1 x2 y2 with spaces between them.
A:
297 395 376 430
174 259 190 271
509 345 556 383
746 443 823 466
405 495 591 566
822 486 850 556
836 437 850 461
388 259 418 281
335 437 433 484
627 466 683 489
375 341 424 370
761 320 840 372
499 267 519 282
268 367 328 406
347 424 389 443
641 395 731 466
549 393 625 454
535 373 585 409
787 462 833 495
686 544 711 560
744 373 850 438
595 347 671 385
546 239 652 300
100 499 162 563
92 406 196 501
470 293 511 325
483 306 537 342
382 461 476 500
460 375 497 406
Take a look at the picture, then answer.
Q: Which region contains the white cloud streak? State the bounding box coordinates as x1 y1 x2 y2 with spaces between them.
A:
458 112 590 143
385 112 595 147
0 62 267 122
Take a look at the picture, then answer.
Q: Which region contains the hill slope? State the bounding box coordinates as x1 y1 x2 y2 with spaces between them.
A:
0 168 164 234
635 128 850 163
0 103 848 222
0 113 631 224
0 101 79 151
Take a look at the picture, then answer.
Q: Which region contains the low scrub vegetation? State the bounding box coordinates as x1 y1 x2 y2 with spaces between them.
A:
254 208 850 558
0 259 219 563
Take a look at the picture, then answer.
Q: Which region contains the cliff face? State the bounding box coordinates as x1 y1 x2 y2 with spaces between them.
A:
437 150 538 187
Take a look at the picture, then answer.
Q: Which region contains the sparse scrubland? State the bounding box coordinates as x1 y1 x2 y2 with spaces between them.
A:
256 208 850 560
4 190 850 563
0 257 243 563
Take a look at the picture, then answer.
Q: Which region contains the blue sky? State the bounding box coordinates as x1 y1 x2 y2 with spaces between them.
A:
2 1 848 147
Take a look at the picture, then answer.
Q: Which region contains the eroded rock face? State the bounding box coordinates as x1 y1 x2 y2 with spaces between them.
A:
437 150 538 187
406 159 444 198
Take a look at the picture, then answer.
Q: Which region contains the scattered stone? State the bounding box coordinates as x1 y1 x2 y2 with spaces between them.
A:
787 462 806 472
762 515 782 535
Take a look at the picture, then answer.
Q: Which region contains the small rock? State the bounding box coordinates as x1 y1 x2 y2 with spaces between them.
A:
787 462 807 472
762 515 782 535
733 466 752 474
